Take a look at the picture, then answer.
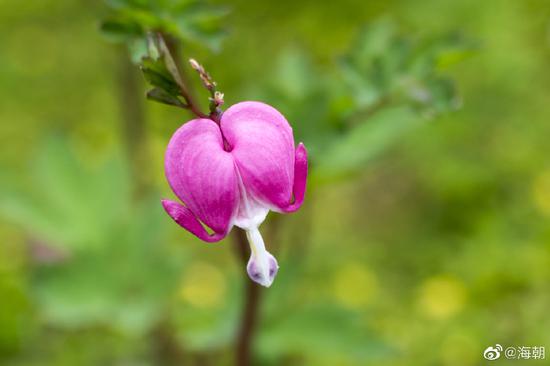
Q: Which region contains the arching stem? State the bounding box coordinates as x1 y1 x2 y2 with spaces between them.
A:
233 229 262 366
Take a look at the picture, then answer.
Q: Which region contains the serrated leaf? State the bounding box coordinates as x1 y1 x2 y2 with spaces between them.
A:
339 19 475 118
138 33 188 102
146 87 187 108
140 56 182 96
153 35 184 85
102 0 228 52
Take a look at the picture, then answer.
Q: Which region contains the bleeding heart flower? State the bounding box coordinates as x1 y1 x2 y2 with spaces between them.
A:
162 101 308 287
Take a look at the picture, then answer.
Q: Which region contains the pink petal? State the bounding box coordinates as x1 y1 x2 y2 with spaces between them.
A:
164 119 238 235
281 142 308 213
161 200 227 242
221 102 295 211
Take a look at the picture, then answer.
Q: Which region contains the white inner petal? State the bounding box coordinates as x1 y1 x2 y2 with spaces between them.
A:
232 165 278 287
232 165 269 230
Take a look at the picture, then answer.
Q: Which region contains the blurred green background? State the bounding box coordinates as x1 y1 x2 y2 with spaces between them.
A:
1 0 550 365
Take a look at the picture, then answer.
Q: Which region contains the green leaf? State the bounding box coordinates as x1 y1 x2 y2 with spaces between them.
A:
146 87 187 108
314 106 420 182
339 19 475 117
100 17 144 42
102 0 228 52
271 49 315 99
127 37 148 63
140 55 181 97
0 137 132 250
138 33 190 107
253 49 341 161
0 137 186 334
171 3 229 52
258 304 391 363
33 200 183 334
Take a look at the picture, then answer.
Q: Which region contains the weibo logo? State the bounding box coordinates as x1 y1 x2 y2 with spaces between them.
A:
483 344 503 360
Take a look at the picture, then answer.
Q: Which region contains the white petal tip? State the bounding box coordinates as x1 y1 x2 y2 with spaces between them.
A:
246 251 279 288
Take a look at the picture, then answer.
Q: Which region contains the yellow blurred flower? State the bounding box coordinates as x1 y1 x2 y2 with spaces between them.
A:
532 170 550 217
440 331 478 366
178 262 226 308
332 262 378 309
417 275 467 319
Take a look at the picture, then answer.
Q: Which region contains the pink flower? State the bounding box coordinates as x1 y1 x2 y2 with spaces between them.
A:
162 101 308 287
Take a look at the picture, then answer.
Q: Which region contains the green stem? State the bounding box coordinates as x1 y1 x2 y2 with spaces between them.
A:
117 46 149 197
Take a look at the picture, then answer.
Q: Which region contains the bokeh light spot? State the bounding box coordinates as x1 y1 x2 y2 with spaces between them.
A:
178 262 226 309
332 262 378 309
532 170 550 217
417 275 467 319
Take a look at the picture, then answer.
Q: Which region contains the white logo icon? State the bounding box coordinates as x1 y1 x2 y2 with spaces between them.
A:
484 344 503 360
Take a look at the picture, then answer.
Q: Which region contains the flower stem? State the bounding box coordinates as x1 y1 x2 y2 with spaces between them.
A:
162 34 208 119
233 228 262 366
188 58 224 122
232 215 283 365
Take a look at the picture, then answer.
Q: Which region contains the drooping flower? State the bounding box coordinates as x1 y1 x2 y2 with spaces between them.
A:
162 101 308 287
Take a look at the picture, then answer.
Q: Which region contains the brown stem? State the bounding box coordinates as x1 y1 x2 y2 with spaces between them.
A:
162 34 207 119
119 37 191 363
117 46 149 197
233 229 262 366
189 58 224 122
232 216 283 366
150 315 187 366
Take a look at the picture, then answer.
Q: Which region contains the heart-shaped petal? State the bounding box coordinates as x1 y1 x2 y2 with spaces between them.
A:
221 101 295 212
164 118 238 236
